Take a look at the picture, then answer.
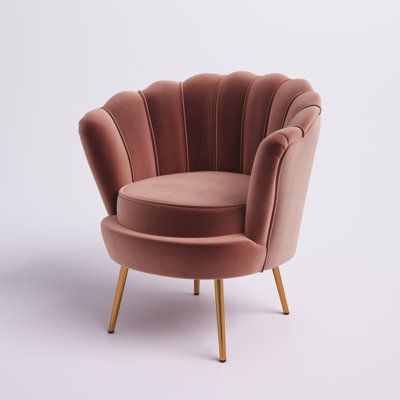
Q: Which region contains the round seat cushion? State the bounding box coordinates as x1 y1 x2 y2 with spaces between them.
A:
117 171 250 238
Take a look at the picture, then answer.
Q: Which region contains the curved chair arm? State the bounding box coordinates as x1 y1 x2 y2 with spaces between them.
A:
245 120 320 269
79 92 159 215
79 108 133 215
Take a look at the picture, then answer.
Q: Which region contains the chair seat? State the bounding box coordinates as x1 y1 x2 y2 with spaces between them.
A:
117 171 250 238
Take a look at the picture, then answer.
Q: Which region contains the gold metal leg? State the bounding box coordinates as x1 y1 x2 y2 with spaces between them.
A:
272 266 289 315
194 279 200 295
214 279 227 362
108 265 129 333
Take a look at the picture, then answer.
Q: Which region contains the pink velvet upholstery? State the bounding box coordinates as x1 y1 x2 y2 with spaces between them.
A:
117 172 249 238
79 72 321 279
102 216 266 279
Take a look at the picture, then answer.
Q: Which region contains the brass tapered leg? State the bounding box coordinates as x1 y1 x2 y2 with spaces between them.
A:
108 266 129 333
214 279 227 362
272 267 289 315
194 279 200 295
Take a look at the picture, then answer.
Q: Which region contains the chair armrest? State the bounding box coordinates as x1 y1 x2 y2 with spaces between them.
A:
245 127 302 244
245 123 319 268
79 91 159 215
79 108 132 215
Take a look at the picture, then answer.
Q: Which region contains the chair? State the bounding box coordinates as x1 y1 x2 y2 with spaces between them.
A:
79 71 321 362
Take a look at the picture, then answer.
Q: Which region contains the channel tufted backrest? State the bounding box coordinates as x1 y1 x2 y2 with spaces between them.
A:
80 72 321 215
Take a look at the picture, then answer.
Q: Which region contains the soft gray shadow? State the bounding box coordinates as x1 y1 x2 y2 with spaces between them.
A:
0 247 279 359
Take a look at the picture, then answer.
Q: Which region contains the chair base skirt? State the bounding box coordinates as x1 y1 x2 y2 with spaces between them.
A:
101 215 266 280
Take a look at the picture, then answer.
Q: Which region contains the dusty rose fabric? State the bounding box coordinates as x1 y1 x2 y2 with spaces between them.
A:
245 127 303 246
140 81 188 174
264 110 320 268
117 172 249 238
101 216 266 279
79 72 321 279
79 108 132 214
215 71 258 171
241 74 288 173
182 74 221 171
103 91 158 180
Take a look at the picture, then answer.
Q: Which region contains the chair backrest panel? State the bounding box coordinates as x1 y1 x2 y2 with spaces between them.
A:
103 91 158 181
182 73 221 171
80 72 321 217
104 73 319 177
283 90 321 128
241 73 288 173
265 78 313 136
214 71 257 172
140 81 188 175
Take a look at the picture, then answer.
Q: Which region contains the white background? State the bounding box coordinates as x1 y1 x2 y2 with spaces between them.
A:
1 1 399 399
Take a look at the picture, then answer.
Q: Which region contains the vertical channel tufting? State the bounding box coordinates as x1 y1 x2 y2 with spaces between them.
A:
241 74 288 174
266 79 313 136
213 77 223 170
215 72 258 172
101 74 317 183
286 106 321 136
283 91 321 128
102 91 158 181
179 82 189 171
182 74 222 171
138 91 160 175
140 81 188 175
239 76 261 173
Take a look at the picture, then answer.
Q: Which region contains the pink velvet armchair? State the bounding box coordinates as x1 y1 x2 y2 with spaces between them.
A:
79 72 321 362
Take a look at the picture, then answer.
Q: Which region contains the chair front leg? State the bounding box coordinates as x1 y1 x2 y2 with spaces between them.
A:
194 279 200 295
108 265 129 333
272 266 289 315
214 279 227 362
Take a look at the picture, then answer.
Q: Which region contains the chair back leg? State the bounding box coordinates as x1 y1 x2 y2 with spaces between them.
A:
108 266 129 333
272 267 290 315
